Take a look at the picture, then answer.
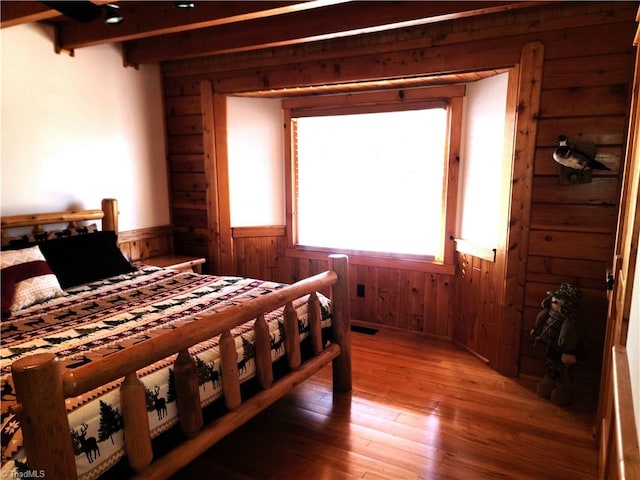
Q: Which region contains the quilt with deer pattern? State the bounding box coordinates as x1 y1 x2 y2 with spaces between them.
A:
0 266 331 480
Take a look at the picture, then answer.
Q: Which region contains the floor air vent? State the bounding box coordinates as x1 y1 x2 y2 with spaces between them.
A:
350 325 379 335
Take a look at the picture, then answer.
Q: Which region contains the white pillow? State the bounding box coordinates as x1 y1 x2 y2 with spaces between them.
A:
1 245 64 315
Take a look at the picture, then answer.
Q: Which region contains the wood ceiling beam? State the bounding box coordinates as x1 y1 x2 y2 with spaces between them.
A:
56 1 340 49
125 1 542 64
0 2 60 28
0 0 114 28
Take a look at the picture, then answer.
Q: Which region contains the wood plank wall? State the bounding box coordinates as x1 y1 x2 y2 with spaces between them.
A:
232 227 455 337
118 225 173 262
455 252 498 363
161 2 637 384
164 80 211 261
521 6 633 385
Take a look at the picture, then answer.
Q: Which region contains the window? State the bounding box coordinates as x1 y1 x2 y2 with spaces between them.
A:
284 86 463 265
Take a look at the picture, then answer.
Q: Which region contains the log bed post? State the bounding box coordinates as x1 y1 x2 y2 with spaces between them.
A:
284 302 301 369
11 353 77 480
308 292 323 355
220 330 242 410
120 372 153 472
101 198 119 233
254 314 274 389
174 350 204 438
329 254 351 392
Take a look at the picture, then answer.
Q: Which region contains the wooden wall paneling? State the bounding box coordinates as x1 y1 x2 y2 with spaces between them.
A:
163 77 201 97
167 114 204 136
466 256 481 352
169 154 206 175
163 76 213 267
172 208 208 229
200 15 635 95
454 253 472 349
210 38 521 95
229 228 291 284
409 271 426 333
253 237 266 280
443 96 462 266
498 41 544 377
376 267 401 329
283 109 295 251
166 95 203 116
476 256 490 356
265 235 280 281
453 252 499 363
117 225 174 262
160 3 636 384
275 235 291 284
532 177 620 206
537 116 629 146
246 237 261 279
212 92 234 275
297 256 311 283
528 231 614 262
173 227 210 259
199 80 218 274
353 263 376 325
242 236 259 279
468 256 481 352
171 191 208 209
542 20 634 60
530 204 618 234
233 236 247 276
163 3 635 79
476 257 494 362
542 52 636 90
540 85 631 118
422 273 438 337
522 10 634 382
168 134 204 155
526 256 608 290
170 172 208 191
435 274 452 338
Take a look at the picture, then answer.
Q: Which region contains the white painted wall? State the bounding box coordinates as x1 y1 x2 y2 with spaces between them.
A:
1 23 169 231
227 96 284 226
457 73 509 248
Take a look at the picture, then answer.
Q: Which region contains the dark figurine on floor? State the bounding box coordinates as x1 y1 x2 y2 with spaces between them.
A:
530 283 584 406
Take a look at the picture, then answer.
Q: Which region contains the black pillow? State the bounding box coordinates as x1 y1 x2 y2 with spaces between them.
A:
39 231 136 289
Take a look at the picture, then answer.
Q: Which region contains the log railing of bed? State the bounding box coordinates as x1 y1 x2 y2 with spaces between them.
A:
1 198 351 480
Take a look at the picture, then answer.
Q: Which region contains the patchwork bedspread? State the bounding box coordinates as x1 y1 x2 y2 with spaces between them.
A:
0 266 331 479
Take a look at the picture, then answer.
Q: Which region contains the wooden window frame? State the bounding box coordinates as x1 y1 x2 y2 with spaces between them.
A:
283 85 464 273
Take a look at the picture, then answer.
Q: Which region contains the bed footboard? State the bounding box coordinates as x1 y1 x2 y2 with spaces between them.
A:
10 254 350 480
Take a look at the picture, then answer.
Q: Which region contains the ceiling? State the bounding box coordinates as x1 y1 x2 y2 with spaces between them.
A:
1 1 544 65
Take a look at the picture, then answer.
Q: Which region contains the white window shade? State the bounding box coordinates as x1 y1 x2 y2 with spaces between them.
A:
295 108 447 257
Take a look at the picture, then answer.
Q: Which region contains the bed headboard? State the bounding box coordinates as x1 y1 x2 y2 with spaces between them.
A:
1 198 119 242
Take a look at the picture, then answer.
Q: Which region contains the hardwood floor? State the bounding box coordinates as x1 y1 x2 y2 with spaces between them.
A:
172 328 599 479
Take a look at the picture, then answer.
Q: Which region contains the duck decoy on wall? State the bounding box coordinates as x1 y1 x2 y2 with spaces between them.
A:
552 135 609 185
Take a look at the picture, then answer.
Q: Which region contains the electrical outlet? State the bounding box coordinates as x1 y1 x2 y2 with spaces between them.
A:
356 284 365 298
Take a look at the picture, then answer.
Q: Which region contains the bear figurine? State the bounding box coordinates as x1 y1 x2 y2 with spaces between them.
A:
530 283 583 406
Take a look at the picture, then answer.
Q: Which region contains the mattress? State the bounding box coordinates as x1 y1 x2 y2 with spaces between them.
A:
0 266 331 479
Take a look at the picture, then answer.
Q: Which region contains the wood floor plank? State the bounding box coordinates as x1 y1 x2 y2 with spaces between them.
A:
172 329 598 479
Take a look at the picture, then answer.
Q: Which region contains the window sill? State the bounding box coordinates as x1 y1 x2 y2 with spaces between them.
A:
453 238 496 263
285 247 455 275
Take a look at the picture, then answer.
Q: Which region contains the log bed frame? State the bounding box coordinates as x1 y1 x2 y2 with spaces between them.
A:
1 198 352 480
